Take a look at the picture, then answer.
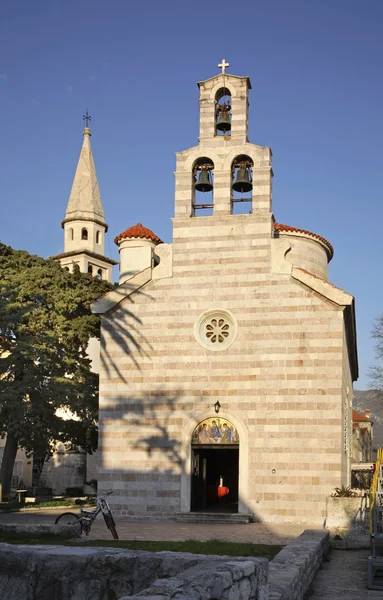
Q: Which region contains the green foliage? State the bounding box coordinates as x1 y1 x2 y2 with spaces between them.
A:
0 242 112 462
0 497 97 511
332 485 357 497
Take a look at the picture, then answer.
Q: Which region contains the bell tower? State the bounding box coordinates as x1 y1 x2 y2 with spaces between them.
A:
174 61 273 221
53 112 117 281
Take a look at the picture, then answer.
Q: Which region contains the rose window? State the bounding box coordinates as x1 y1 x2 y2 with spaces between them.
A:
194 309 237 351
205 318 230 344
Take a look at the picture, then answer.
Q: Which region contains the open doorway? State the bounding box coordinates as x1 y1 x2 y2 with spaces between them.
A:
190 417 239 513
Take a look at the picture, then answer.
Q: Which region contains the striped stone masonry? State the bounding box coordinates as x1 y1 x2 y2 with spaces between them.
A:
94 68 357 525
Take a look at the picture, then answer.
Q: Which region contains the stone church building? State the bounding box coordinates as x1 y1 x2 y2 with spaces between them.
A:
92 65 358 525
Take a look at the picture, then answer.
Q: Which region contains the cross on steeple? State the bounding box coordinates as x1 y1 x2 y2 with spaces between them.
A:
83 109 91 127
218 59 230 74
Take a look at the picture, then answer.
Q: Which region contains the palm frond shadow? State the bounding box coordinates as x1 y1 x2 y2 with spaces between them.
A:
99 283 154 381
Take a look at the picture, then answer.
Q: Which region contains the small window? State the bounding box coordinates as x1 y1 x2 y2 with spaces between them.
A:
96 231 101 244
97 268 103 279
69 228 74 241
82 228 88 240
88 264 93 274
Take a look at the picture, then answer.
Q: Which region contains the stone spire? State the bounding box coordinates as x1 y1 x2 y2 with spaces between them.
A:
53 122 117 283
62 126 107 230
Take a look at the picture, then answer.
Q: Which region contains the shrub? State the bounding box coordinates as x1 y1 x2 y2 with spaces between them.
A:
332 485 358 497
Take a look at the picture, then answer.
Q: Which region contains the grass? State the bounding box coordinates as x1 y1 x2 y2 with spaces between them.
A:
0 498 96 511
0 532 281 559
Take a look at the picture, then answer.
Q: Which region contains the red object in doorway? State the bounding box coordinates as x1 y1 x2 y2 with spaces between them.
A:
206 486 230 502
217 486 230 498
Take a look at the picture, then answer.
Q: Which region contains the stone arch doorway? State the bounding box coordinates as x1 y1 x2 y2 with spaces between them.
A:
190 417 239 513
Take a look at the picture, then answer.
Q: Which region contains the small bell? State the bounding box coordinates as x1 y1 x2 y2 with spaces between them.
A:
195 169 213 193
216 110 231 133
232 167 252 193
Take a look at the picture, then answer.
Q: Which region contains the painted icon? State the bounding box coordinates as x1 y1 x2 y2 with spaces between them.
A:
192 418 238 444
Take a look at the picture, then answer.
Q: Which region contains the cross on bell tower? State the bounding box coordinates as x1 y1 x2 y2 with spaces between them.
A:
218 59 230 74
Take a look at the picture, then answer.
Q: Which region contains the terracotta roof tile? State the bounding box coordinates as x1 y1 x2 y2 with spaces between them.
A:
114 223 163 245
352 409 370 422
274 223 334 257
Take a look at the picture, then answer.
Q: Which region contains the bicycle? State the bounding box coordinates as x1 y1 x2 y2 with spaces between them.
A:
54 490 119 539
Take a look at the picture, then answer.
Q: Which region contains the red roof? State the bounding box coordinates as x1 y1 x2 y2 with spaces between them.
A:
352 409 370 422
274 223 334 257
114 223 162 245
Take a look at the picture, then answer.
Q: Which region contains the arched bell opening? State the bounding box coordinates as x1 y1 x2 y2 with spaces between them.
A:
215 88 232 137
231 155 253 215
192 157 214 216
191 417 239 513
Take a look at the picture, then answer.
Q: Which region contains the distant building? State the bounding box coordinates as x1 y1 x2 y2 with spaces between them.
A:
40 124 117 495
352 408 373 463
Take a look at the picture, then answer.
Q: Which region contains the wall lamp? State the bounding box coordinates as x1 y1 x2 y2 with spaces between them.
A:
214 400 221 414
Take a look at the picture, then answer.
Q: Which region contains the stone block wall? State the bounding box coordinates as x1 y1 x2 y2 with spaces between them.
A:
123 557 268 600
0 530 330 600
325 496 370 548
0 545 268 600
268 530 330 600
98 211 349 524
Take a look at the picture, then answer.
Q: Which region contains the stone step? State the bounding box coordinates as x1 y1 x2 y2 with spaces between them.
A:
175 512 251 524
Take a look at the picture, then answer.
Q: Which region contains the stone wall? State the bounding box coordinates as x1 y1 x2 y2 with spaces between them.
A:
268 530 330 600
98 212 349 524
325 496 370 548
0 544 268 600
0 529 330 600
122 557 268 600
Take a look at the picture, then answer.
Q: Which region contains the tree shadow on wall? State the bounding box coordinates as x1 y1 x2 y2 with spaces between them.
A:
98 391 272 526
98 282 154 381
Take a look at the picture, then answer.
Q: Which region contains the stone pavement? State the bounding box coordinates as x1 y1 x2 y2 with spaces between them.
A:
85 519 306 544
0 509 306 544
304 549 382 599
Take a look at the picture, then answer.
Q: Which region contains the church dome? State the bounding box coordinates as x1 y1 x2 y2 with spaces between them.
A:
274 222 333 280
274 222 333 259
114 223 162 245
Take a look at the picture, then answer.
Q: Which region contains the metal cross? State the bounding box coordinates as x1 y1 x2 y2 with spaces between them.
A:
83 109 91 127
218 59 230 74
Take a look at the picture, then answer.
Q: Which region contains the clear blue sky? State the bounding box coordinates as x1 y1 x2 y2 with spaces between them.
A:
0 0 382 389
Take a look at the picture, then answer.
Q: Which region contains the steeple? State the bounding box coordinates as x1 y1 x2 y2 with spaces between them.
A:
62 125 107 230
53 116 117 282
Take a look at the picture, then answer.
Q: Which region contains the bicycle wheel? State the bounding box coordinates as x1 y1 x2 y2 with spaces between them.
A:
55 512 82 536
103 511 119 539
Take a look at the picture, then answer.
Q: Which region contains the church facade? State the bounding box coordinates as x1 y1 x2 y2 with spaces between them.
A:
93 65 358 525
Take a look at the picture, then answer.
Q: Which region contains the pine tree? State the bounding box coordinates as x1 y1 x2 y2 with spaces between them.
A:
0 242 112 498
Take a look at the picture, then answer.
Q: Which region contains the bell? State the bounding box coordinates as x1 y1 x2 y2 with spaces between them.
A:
232 167 252 193
195 169 213 192
216 110 231 133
